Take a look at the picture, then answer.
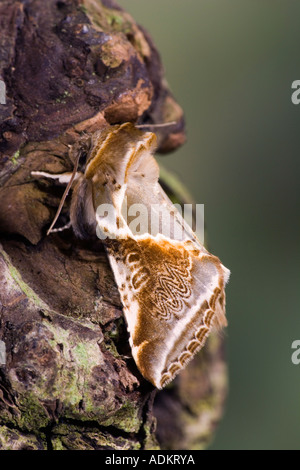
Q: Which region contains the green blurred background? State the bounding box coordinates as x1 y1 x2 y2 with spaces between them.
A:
122 0 300 450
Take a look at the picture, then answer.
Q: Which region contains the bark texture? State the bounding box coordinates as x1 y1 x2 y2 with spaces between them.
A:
0 0 227 450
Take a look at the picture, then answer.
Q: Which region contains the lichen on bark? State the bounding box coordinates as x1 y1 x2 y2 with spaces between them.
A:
0 0 227 450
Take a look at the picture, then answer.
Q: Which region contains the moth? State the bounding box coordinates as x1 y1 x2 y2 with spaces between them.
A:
32 123 230 389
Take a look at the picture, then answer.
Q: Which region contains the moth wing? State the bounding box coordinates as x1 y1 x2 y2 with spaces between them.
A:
92 126 230 388
106 235 229 389
125 152 206 246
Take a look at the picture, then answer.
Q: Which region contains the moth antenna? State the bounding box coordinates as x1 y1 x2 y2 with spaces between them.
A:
136 121 177 129
46 147 81 236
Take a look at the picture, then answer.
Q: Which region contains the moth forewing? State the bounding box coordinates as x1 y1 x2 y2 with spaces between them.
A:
33 122 230 389
86 123 230 389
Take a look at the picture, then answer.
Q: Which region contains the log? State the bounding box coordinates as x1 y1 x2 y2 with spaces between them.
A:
0 0 227 450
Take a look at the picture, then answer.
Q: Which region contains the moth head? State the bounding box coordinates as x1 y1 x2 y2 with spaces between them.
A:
84 122 158 189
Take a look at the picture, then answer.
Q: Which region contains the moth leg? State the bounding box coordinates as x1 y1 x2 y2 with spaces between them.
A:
31 171 81 185
48 221 72 233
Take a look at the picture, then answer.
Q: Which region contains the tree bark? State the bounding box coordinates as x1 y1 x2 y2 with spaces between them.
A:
0 0 227 450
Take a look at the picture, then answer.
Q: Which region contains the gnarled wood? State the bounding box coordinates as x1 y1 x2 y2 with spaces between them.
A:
0 0 226 450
